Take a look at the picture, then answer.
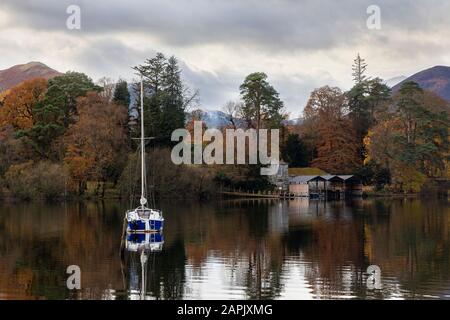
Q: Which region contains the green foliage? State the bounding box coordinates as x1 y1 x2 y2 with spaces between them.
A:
394 81 449 175
213 164 273 192
18 72 100 159
281 133 309 167
367 80 449 192
346 78 391 160
38 72 101 128
134 53 193 146
239 72 285 129
352 53 368 84
160 56 187 141
113 79 131 107
355 160 391 190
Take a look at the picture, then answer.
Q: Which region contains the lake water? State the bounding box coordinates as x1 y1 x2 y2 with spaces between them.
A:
0 198 449 300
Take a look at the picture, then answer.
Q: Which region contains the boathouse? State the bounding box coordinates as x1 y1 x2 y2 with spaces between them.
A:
288 174 362 198
289 175 326 197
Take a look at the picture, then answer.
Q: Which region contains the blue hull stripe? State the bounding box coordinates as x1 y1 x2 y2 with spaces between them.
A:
128 219 164 232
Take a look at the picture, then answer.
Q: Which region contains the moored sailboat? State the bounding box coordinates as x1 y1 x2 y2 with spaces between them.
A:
125 74 164 233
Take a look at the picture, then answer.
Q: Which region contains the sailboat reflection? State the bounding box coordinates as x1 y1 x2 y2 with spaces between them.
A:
122 232 164 300
126 232 164 252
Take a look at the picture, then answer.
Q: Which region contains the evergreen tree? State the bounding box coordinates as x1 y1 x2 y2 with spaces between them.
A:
281 133 309 167
134 53 167 142
134 53 194 146
352 53 368 84
367 81 449 191
160 56 186 142
239 72 285 130
113 79 131 107
347 78 391 161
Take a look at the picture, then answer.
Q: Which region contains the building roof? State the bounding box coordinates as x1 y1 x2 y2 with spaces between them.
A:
290 174 361 184
321 175 344 182
338 175 361 183
289 175 326 184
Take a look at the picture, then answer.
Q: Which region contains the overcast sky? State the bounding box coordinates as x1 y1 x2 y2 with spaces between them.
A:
1 0 450 118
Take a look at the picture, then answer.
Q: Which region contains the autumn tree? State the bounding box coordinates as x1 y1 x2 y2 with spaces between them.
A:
366 81 449 192
18 72 101 159
64 92 129 195
0 78 47 130
304 86 360 173
0 79 49 177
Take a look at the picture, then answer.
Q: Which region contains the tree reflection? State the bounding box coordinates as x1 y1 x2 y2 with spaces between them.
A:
0 198 449 299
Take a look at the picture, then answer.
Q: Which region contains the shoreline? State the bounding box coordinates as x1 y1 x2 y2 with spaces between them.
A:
1 191 446 203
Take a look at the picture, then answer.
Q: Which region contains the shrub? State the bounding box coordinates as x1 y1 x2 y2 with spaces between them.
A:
118 148 217 200
5 161 69 200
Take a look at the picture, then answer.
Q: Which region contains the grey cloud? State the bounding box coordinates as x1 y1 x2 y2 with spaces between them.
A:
72 38 154 79
3 0 450 52
2 0 450 117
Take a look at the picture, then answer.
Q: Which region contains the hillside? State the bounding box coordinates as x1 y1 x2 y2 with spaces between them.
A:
0 62 61 92
392 66 450 102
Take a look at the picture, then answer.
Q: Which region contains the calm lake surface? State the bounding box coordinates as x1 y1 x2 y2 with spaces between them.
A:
0 198 449 300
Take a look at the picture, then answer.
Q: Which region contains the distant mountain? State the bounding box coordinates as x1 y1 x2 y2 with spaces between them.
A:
192 110 302 128
201 110 233 128
392 66 450 102
385 75 407 88
283 118 303 126
0 62 61 92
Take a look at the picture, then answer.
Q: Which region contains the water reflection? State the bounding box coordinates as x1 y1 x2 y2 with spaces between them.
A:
0 198 449 299
122 233 164 300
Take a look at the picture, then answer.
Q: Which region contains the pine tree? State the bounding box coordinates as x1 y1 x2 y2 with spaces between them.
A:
113 79 130 107
134 53 167 142
134 53 195 146
160 56 186 141
352 53 368 84
239 72 285 130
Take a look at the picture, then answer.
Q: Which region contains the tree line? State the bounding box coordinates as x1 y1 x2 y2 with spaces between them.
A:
281 54 449 192
0 53 448 200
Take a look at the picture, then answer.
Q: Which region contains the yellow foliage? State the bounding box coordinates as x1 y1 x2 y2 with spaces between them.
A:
391 164 427 193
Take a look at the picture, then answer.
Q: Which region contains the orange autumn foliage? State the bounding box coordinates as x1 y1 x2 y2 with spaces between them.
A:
64 92 129 184
0 78 48 130
304 86 360 174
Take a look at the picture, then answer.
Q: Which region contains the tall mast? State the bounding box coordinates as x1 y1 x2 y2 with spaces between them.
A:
140 74 147 208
